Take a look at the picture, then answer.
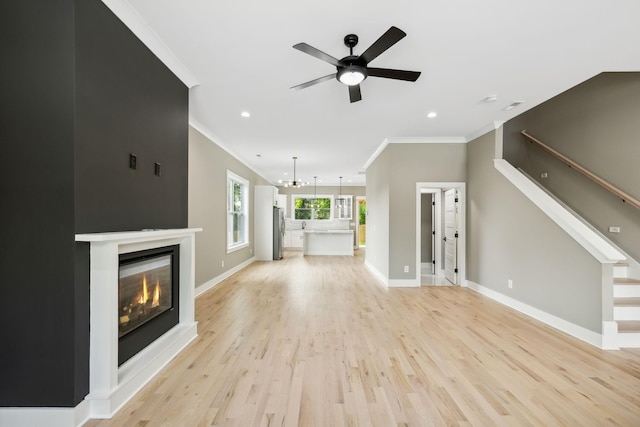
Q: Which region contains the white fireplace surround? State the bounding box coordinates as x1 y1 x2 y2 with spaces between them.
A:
0 229 201 427
78 228 201 421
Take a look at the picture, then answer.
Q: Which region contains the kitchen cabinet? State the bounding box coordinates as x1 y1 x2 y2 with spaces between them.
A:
286 230 304 248
276 194 287 217
303 230 354 256
335 195 353 220
254 185 278 260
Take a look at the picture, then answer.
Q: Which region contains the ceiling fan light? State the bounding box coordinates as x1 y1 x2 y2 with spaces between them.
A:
337 66 367 86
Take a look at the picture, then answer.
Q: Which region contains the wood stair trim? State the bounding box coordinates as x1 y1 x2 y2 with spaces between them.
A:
617 320 640 333
521 131 640 211
614 278 640 284
613 297 640 306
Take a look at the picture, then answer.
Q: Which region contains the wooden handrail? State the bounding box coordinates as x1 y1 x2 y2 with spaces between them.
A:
521 130 640 212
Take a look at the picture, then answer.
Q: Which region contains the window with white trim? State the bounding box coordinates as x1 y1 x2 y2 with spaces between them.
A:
292 195 333 220
227 171 249 252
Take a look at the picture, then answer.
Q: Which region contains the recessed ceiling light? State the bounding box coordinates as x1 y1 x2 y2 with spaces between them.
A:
240 111 251 118
283 172 288 176
427 111 437 118
484 95 498 103
503 101 524 111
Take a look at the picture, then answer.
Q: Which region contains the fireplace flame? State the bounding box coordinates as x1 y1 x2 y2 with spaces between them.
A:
138 275 150 305
152 281 160 308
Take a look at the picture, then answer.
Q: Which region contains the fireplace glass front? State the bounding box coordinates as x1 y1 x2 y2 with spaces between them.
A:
118 245 179 365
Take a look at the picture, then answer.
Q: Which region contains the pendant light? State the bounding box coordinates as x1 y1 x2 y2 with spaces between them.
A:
311 176 318 209
336 176 345 207
279 156 308 188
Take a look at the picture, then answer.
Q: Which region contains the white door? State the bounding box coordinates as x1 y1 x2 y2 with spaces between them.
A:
444 189 458 284
431 193 435 274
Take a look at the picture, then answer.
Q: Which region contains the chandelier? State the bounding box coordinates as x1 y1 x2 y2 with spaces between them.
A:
278 156 308 188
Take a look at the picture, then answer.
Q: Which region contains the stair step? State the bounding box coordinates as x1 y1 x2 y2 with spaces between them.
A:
614 300 640 321
618 331 640 348
618 321 640 348
618 320 640 333
614 277 640 284
614 297 640 306
614 262 629 279
614 279 640 298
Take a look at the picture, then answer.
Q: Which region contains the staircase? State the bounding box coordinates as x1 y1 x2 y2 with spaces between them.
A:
613 263 640 348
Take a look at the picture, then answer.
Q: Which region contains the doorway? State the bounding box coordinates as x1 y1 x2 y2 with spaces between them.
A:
416 183 465 286
356 196 366 247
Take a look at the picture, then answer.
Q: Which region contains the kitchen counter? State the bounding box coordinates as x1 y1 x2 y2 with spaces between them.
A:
303 230 354 256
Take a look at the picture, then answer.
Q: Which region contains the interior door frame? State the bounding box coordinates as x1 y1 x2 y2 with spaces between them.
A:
355 196 366 248
416 182 466 286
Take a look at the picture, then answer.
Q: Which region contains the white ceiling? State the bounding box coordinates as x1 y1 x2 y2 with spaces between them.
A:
114 0 640 186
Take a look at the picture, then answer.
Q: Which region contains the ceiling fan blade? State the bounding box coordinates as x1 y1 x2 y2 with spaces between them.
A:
367 68 421 82
359 26 406 64
293 43 342 67
348 85 362 103
290 74 336 91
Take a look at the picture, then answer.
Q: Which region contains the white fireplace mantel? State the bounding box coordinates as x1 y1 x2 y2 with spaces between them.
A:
77 228 201 420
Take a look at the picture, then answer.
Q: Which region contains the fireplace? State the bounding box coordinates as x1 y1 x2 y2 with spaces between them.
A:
118 245 180 365
75 228 200 420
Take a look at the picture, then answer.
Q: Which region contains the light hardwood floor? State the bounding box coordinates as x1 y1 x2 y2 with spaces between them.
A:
86 250 640 426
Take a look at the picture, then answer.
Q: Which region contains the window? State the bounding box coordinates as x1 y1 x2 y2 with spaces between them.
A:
335 195 353 220
292 195 333 220
227 171 249 252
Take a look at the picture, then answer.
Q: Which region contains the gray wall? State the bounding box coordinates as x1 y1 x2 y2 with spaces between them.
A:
504 72 640 262
366 143 466 280
388 144 466 279
365 148 391 277
467 130 603 332
420 194 433 264
188 127 270 289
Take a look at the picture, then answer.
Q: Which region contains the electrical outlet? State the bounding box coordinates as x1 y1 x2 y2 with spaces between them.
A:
129 153 137 169
609 226 621 233
404 265 409 273
154 162 161 176
540 172 548 178
221 260 225 268
508 279 513 289
249 248 252 254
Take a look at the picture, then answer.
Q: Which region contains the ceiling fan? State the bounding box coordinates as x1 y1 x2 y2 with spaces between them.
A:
291 26 421 103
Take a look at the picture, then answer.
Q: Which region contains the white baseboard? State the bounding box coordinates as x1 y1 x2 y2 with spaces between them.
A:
364 260 388 287
1 258 253 427
618 332 640 348
0 400 89 427
601 321 619 350
363 261 420 287
465 280 604 349
195 257 255 298
388 278 420 287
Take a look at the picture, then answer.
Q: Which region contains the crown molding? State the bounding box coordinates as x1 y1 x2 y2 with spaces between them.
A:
465 121 505 142
101 0 199 88
189 119 274 185
385 136 468 144
363 135 468 171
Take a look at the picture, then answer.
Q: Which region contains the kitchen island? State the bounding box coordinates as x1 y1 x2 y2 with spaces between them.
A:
303 230 354 256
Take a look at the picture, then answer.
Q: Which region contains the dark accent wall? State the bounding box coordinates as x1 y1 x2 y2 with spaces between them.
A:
75 0 188 233
0 0 188 408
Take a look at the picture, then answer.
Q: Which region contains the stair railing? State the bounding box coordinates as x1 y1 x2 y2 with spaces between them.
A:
521 130 640 212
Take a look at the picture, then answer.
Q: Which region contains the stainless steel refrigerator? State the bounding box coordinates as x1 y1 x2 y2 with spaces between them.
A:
273 206 285 260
